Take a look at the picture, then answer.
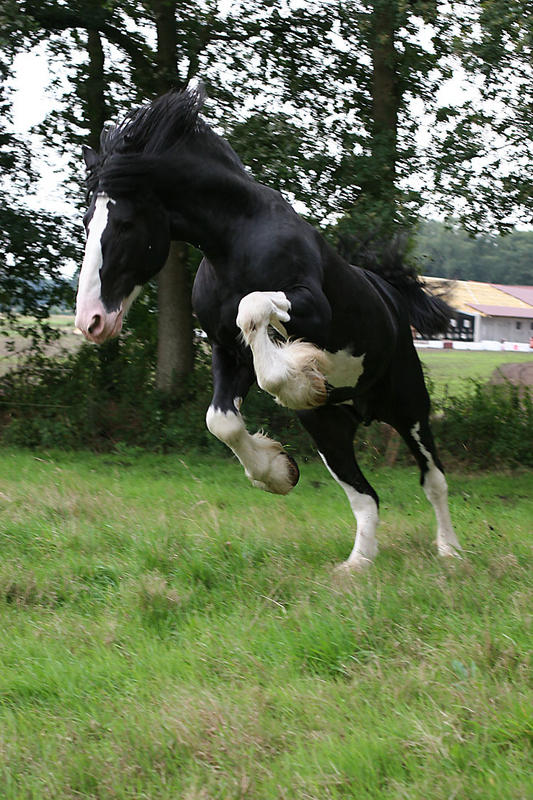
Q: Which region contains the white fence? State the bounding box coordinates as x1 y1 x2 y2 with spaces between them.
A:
415 340 533 352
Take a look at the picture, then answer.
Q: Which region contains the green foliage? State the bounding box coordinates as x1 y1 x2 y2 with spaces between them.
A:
1 336 532 469
0 343 209 451
435 381 533 467
414 219 533 284
0 116 76 344
0 327 311 454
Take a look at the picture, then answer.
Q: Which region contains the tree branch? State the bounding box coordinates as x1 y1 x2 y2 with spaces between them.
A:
22 1 157 89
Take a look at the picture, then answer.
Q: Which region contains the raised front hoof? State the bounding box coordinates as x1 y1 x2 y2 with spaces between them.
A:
249 452 300 495
334 554 374 574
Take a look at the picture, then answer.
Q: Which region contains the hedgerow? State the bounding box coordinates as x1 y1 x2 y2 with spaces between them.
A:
0 343 531 467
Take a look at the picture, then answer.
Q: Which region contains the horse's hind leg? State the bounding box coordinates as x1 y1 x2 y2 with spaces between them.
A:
385 343 461 558
298 405 379 570
206 343 299 495
394 413 461 558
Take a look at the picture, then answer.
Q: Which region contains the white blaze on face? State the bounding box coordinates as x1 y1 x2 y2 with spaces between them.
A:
75 192 144 343
76 194 109 310
75 193 115 342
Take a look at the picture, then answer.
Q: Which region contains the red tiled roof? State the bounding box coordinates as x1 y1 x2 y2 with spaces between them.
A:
492 285 533 306
466 304 533 318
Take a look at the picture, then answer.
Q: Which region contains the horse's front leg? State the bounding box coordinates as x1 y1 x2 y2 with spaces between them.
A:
206 343 299 495
236 288 331 410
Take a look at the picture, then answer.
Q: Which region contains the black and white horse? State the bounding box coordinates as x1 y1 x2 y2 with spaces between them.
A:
75 87 461 570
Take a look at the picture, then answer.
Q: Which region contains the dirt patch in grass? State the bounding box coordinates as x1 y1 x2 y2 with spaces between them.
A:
490 361 533 394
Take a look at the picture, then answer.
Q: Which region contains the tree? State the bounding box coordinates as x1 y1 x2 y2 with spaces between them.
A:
1 0 530 371
150 0 193 394
242 0 531 249
5 1 208 393
426 0 532 232
414 220 533 284
4 0 289 393
230 1 448 258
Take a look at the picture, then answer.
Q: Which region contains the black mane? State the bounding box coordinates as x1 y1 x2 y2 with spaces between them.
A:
86 85 249 197
86 85 206 195
101 84 205 157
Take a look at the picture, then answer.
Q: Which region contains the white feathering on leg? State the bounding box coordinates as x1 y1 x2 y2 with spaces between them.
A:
237 291 329 410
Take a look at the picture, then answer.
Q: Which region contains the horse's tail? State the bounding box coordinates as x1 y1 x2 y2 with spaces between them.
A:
338 231 453 337
392 277 453 337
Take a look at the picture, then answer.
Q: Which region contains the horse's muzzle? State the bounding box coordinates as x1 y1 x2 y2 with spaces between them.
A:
75 302 124 344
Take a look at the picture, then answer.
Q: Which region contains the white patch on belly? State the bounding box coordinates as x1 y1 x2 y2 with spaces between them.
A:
325 349 365 388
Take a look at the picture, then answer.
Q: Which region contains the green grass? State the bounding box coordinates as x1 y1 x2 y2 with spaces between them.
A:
419 349 533 399
0 449 531 799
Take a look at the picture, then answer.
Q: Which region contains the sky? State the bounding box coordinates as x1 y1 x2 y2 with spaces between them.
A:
11 48 77 224
12 49 53 130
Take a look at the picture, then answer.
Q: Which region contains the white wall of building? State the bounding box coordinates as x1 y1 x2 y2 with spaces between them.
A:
478 317 533 344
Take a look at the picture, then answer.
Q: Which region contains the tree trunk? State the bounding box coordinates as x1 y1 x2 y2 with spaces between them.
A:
150 0 195 396
156 242 193 394
368 0 400 231
152 0 179 92
84 27 107 150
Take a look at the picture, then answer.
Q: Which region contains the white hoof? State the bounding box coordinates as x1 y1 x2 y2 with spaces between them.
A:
335 553 374 573
437 541 463 559
245 447 299 495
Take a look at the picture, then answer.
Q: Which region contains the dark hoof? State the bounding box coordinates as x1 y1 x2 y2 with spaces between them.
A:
285 453 300 488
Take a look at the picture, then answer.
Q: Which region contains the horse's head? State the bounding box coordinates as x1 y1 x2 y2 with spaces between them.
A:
75 147 171 343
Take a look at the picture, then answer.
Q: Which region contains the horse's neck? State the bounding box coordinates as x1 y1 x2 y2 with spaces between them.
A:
165 135 257 256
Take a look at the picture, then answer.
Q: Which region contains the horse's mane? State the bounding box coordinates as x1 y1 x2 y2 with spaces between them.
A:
86 86 207 195
86 85 248 196
101 85 205 157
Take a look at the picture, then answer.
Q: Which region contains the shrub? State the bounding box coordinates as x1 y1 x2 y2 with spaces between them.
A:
1 337 531 469
0 334 312 453
434 380 533 467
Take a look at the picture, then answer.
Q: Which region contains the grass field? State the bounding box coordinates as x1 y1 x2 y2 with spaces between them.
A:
0 449 531 799
418 349 533 399
0 315 80 376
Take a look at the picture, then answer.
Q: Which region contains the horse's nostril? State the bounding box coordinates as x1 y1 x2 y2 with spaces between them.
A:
88 314 101 334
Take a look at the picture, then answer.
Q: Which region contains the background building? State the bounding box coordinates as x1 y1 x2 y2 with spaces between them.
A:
423 279 533 345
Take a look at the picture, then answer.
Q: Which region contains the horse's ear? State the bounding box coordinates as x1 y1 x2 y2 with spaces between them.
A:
82 145 99 171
